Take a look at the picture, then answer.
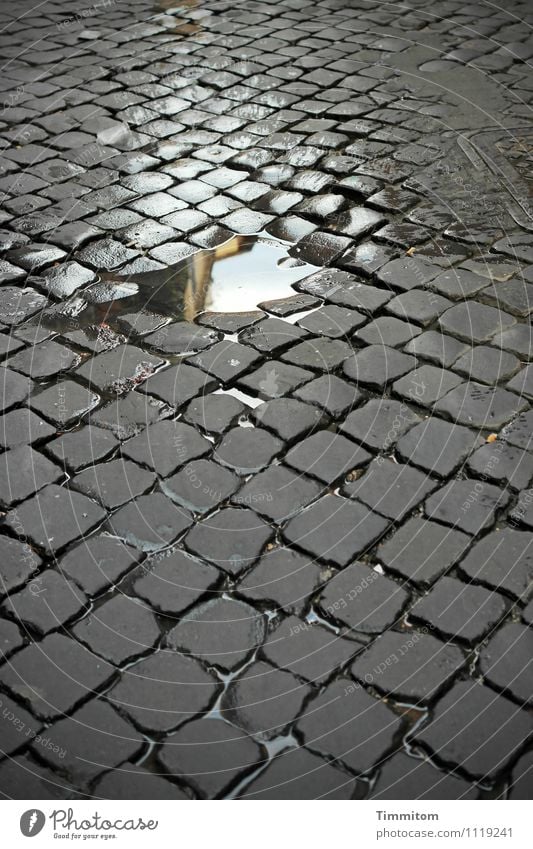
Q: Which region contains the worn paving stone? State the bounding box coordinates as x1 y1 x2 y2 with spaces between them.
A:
439 302 516 344
294 373 361 417
239 317 308 353
187 340 261 384
59 535 139 598
0 693 41 758
162 459 240 515
0 408 55 450
351 630 465 705
508 750 533 800
30 380 100 427
285 431 371 484
378 518 471 588
393 364 464 407
94 762 190 800
405 330 470 368
75 344 164 394
0 618 23 659
185 506 274 574
5 339 81 379
470 443 533 492
453 346 521 385
45 425 118 473
424 479 510 535
369 752 479 800
320 561 408 635
0 535 41 598
0 445 62 509
459 528 533 601
340 398 420 450
134 547 220 615
121 420 210 477
344 457 436 521
73 594 160 666
239 360 314 399
231 464 323 524
410 576 507 644
414 680 532 780
107 492 193 552
1 368 31 412
107 650 220 733
396 418 483 477
214 426 282 474
386 290 452 326
2 570 87 636
145 322 220 356
297 305 366 338
139 363 217 409
89 393 173 440
71 458 155 510
237 546 325 615
0 286 47 326
343 344 416 389
435 382 528 429
295 679 402 774
0 753 82 800
159 717 264 799
479 623 532 705
240 746 357 799
252 397 325 442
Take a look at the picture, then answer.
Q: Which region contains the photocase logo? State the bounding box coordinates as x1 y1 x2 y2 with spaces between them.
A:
20 810 45 837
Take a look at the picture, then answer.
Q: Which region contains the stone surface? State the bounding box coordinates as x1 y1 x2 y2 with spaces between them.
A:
320 562 408 634
378 518 471 587
73 594 160 665
479 623 532 705
410 576 507 644
240 747 357 799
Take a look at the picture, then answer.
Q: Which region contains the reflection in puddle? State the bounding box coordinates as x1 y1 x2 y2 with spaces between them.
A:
34 236 318 341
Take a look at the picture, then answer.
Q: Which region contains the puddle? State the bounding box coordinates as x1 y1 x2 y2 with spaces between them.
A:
33 235 319 338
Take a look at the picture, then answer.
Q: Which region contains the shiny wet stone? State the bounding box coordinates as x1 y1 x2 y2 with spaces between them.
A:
6 339 81 379
1 368 31 412
239 317 308 353
0 535 41 597
396 418 483 477
145 322 220 355
253 397 325 442
424 479 510 535
139 363 217 409
121 420 210 477
75 344 164 394
89 393 173 440
134 547 220 615
30 380 99 427
187 340 261 384
378 517 471 588
2 570 87 636
369 752 479 800
232 464 322 523
107 492 193 552
410 576 507 644
479 623 532 705
240 747 356 800
94 762 189 801
344 458 436 521
162 459 240 515
59 535 138 598
45 425 118 472
294 374 361 417
73 594 160 665
0 445 62 508
214 426 282 473
320 561 408 634
71 458 155 510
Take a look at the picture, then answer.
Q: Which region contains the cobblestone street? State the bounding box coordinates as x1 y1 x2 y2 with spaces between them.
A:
0 0 532 801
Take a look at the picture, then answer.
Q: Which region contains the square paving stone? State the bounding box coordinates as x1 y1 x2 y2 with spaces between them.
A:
355 316 421 348
144 322 220 356
184 506 274 574
340 398 421 451
285 431 371 484
0 693 41 758
183 392 245 435
239 746 357 800
221 660 310 740
283 494 390 568
378 518 471 588
94 762 189 800
71 458 155 510
376 256 441 291
479 623 532 705
294 374 362 417
30 380 100 427
424 479 510 535
159 717 264 800
231 465 323 524
344 457 436 521
386 290 452 326
0 286 47 326
162 459 240 515
435 382 528 429
414 680 532 780
108 493 193 552
75 344 164 394
121 420 211 477
238 361 314 400
133 547 221 615
319 562 409 635
89 393 173 440
351 630 464 704
439 302 516 343
214 426 282 474
501 409 533 451
1 368 31 412
410 576 507 645
139 363 218 408
45 425 119 472
295 679 402 774
510 486 533 528
2 570 87 635
281 337 353 372
468 443 533 491
5 484 106 554
507 364 533 400
492 324 533 358
0 753 82 800
238 547 326 615
73 594 160 665
59 534 139 597
396 418 483 477
252 398 326 442
368 752 479 800
459 528 533 601
5 339 81 380
0 633 114 720
187 340 261 384
0 445 63 508
238 317 308 353
393 364 464 407
0 535 41 597
167 597 266 672
0 408 55 450
296 305 366 338
404 330 469 368
32 700 145 784
508 751 533 800
453 346 520 384
0 618 23 659
343 345 416 389
107 650 220 734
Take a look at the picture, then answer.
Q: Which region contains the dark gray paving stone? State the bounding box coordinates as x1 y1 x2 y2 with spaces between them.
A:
393 364 463 407
492 324 533 358
0 632 114 720
0 753 82 800
297 305 366 338
0 332 24 361
1 368 31 412
187 340 261 384
214 426 282 474
139 362 217 409
296 679 402 774
0 445 62 508
71 458 155 510
167 597 266 672
290 231 352 265
73 594 160 665
281 337 352 373
240 746 356 799
453 346 520 384
259 293 320 316
252 398 325 442
37 261 95 298
397 418 483 477
30 380 100 427
378 518 471 588
2 570 87 635
355 316 421 348
0 618 23 659
343 345 416 389
145 322 220 355
344 458 436 521
162 459 240 515
285 431 371 484
261 615 361 684
185 506 274 574
231 465 322 524
74 238 140 271
352 630 464 705
159 717 264 799
239 317 308 353
107 650 220 733
89 393 173 440
386 290 452 326
508 750 533 800
5 339 80 379
108 492 193 552
121 420 210 477
184 394 246 438
0 408 55 450
75 344 164 394
59 535 138 597
501 410 533 451
507 364 533 400
221 660 309 740
410 576 507 644
134 547 220 615
320 561 408 635
439 302 516 344
340 398 420 451
0 286 47 326
479 623 532 705
238 547 325 615
94 762 189 800
32 700 144 784
435 382 528 429
369 752 479 800
283 494 390 567
239 360 314 400
404 330 469 368
522 600 533 626
376 256 441 291
45 425 118 473
459 528 533 601
198 310 264 334
414 680 532 780
468 442 533 491
0 693 41 758
294 374 361 417
5 484 106 554
0 534 41 598
424 479 510 535
427 268 489 300
510 484 533 528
